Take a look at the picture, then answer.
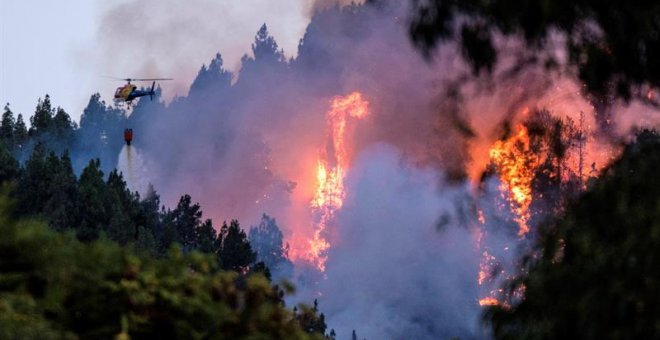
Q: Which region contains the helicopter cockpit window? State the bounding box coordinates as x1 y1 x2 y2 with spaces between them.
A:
114 87 123 96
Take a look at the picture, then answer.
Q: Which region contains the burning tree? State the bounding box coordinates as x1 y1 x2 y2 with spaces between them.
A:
484 130 660 339
304 91 369 271
482 108 587 238
477 108 590 306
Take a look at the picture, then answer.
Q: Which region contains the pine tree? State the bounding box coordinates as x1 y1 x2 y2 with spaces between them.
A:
249 214 294 280
189 53 232 96
43 151 78 232
196 219 217 254
13 114 28 149
77 159 108 241
0 140 19 185
52 107 75 147
295 299 328 336
16 143 49 216
251 24 285 63
219 220 256 273
239 24 287 80
167 194 203 252
30 95 54 136
133 183 161 253
76 93 126 173
157 221 178 257
1 104 15 145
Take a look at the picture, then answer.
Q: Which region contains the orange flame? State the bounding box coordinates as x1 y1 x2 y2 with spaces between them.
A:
478 297 500 306
476 124 544 307
306 92 369 271
488 124 539 236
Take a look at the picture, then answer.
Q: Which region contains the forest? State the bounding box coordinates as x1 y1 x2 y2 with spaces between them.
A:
2 0 660 339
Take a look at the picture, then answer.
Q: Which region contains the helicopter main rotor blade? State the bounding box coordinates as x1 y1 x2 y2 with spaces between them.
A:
129 78 173 81
102 76 173 82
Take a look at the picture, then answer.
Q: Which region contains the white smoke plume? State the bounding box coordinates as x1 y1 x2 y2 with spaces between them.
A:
308 144 485 339
117 145 151 196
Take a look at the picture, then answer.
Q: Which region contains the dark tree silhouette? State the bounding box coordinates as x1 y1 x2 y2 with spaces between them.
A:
249 214 294 280
219 220 256 273
0 104 15 146
409 0 660 103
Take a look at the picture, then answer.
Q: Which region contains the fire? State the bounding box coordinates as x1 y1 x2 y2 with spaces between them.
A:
478 250 496 285
305 91 370 271
476 230 505 306
475 124 539 307
488 124 539 236
478 297 500 306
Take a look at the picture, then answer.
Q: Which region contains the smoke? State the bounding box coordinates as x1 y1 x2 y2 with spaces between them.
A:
308 144 484 339
93 0 312 102
304 0 367 16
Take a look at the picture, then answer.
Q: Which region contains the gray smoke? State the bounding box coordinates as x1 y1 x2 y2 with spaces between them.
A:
310 144 485 339
93 0 313 101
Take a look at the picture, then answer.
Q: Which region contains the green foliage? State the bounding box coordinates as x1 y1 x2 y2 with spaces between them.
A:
165 194 204 252
1 104 15 146
42 151 78 232
251 24 286 63
189 53 232 97
484 130 660 338
29 95 54 136
249 214 294 280
51 107 75 147
76 159 108 241
13 114 28 152
16 143 52 217
295 299 328 336
239 24 288 84
219 220 257 273
0 95 335 339
0 192 323 340
0 140 19 185
76 93 127 174
196 219 217 254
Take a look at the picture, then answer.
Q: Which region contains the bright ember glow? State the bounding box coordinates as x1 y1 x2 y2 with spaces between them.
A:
306 91 369 271
488 124 539 236
476 225 505 306
478 297 500 306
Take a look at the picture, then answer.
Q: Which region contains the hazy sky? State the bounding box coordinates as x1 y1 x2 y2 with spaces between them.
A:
1 1 97 121
0 0 337 123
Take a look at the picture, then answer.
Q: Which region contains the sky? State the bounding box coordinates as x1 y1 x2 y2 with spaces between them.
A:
0 0 334 123
0 1 97 121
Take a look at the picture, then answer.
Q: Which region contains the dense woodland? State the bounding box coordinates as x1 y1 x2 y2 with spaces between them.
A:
0 98 333 338
2 0 660 338
2 92 658 338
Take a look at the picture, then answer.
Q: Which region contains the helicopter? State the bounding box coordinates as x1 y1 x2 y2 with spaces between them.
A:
111 77 172 106
109 77 171 146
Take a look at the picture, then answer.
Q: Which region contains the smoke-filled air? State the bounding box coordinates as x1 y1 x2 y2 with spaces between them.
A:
2 0 660 339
